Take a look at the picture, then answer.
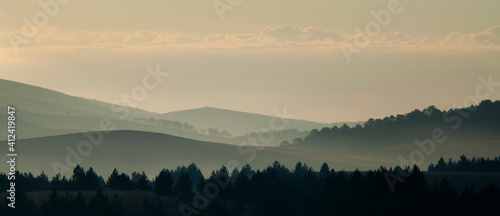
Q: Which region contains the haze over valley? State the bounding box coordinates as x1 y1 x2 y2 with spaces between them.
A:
2 1 500 215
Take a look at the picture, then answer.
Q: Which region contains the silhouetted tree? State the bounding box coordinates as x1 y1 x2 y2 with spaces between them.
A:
35 171 50 191
176 172 193 197
85 167 101 190
428 155 500 172
318 163 331 182
71 164 86 190
154 169 174 196
134 172 151 191
209 166 233 199
290 100 500 153
6 159 500 215
107 169 134 190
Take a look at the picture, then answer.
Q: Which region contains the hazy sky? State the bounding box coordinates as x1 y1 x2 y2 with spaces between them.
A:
1 0 499 123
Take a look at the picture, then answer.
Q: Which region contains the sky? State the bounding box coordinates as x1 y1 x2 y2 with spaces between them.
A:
1 0 500 123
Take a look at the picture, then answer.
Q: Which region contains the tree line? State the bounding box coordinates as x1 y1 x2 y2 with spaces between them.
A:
1 160 500 216
428 155 500 172
0 163 204 193
285 100 500 152
134 117 232 138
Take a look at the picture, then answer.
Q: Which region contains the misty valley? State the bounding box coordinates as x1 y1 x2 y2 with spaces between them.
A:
2 1 500 214
0 79 499 215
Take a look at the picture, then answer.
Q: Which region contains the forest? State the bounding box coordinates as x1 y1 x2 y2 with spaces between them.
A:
428 155 500 172
285 100 500 152
1 158 500 216
134 117 232 138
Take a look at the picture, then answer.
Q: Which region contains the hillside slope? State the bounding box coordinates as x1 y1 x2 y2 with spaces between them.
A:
158 106 359 136
0 79 154 120
0 79 335 144
0 130 380 177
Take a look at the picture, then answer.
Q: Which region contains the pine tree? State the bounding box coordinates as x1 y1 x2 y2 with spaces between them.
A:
154 169 174 196
136 172 151 191
72 165 86 190
85 167 101 190
107 169 134 190
176 172 193 197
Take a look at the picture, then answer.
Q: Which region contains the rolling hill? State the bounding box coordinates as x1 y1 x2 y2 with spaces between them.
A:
0 79 154 120
3 79 498 177
0 79 347 145
0 130 380 178
157 107 359 136
286 100 500 154
3 130 499 179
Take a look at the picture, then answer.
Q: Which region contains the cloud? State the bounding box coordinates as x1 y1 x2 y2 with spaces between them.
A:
1 25 499 52
124 30 159 45
473 26 500 46
257 25 344 43
415 26 500 50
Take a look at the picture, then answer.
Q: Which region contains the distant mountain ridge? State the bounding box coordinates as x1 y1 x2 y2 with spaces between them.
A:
0 130 380 177
0 79 155 120
1 79 499 178
0 79 350 145
157 106 358 136
288 100 500 154
2 130 498 178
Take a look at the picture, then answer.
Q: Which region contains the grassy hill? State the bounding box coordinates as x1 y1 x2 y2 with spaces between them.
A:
0 79 336 145
3 130 499 179
157 106 359 136
0 130 382 178
0 79 154 120
286 100 500 155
